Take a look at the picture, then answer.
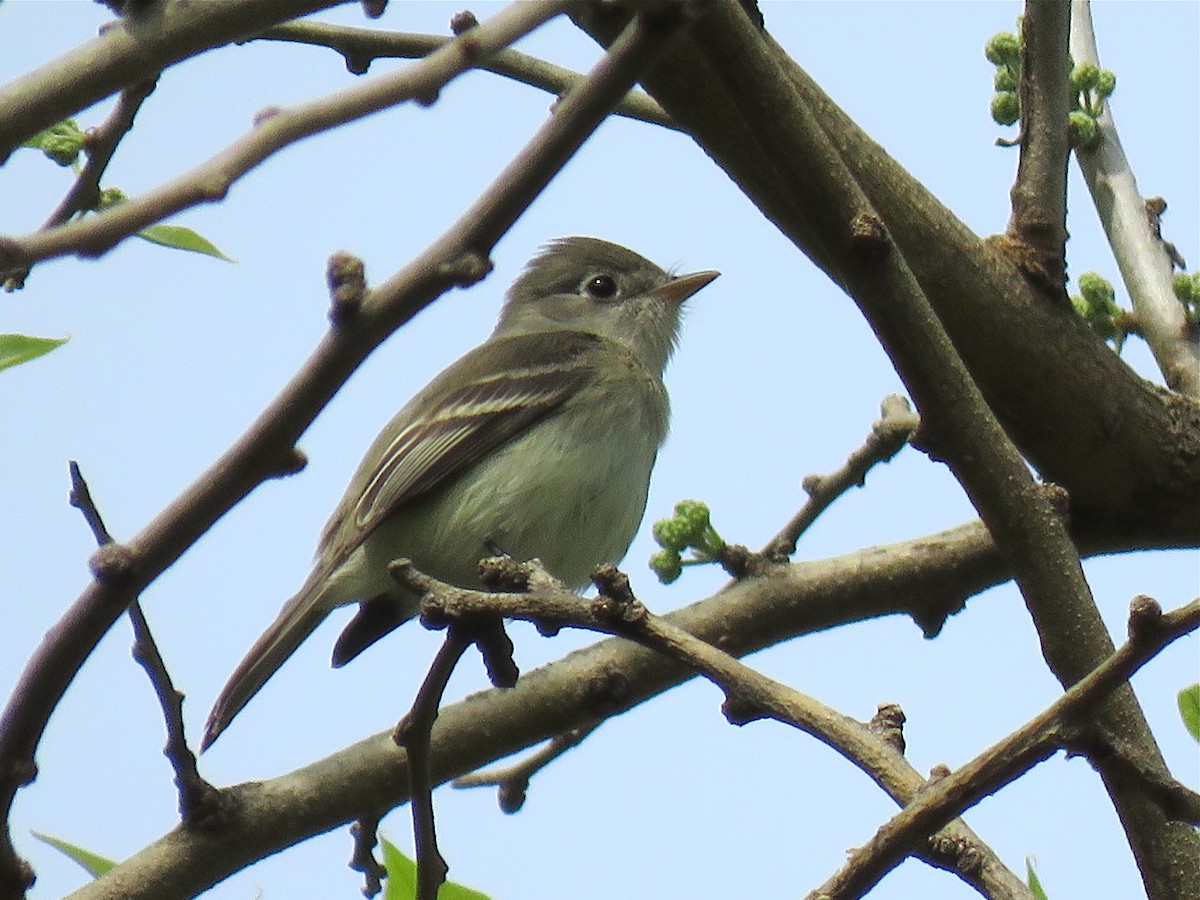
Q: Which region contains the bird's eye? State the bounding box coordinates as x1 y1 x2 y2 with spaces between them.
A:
583 273 618 300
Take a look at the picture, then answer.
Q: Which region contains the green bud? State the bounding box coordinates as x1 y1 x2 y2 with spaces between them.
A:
649 549 683 585
993 68 1017 92
1095 68 1116 98
991 91 1020 126
1073 273 1121 342
41 133 84 167
1172 272 1200 303
98 187 127 209
673 500 711 538
652 517 688 552
1078 272 1114 306
985 32 1021 70
1070 60 1100 92
1068 110 1098 147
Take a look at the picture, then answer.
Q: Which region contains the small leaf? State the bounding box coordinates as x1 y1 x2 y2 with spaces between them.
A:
31 831 117 878
1179 684 1200 742
381 837 491 900
136 224 235 262
0 333 68 372
1026 857 1049 900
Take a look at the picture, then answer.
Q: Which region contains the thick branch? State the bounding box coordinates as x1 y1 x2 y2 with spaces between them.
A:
62 520 1142 900
567 3 1200 896
577 0 1199 550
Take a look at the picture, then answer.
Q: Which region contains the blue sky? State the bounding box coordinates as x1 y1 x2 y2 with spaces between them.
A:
1 2 1196 899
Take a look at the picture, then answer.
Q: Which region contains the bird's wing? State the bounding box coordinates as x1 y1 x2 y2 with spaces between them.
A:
317 330 601 565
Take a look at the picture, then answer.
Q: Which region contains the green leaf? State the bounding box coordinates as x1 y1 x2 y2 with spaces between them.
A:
381 837 491 900
0 333 68 372
1179 684 1200 742
136 224 235 262
31 831 117 878
1026 857 1050 900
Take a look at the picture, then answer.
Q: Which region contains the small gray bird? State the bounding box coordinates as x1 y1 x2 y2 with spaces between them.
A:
202 236 718 749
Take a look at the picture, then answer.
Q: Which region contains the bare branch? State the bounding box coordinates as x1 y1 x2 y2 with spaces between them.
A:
393 630 471 900
402 561 1034 899
452 723 600 813
0 2 571 273
806 596 1200 898
67 463 229 829
1004 0 1072 291
762 393 918 562
0 0 345 163
349 813 387 899
256 20 677 129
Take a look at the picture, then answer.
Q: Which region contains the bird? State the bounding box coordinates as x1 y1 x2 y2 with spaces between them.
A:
202 236 718 749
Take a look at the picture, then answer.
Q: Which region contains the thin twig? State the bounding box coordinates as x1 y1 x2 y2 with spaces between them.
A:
806 596 1200 898
0 2 572 272
393 629 472 900
4 78 158 290
349 813 387 898
762 394 918 562
452 723 600 813
256 21 678 130
67 462 226 826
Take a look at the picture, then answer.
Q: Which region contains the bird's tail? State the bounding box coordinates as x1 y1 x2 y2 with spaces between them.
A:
201 578 333 751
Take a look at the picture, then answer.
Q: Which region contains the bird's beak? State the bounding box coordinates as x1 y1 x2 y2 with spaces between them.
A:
650 269 720 306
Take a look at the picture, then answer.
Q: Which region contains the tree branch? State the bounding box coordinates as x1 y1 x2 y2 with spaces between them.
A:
4 77 158 290
0 0 345 163
1069 0 1200 396
0 2 569 273
392 630 471 900
806 596 1200 899
762 393 918 562
67 462 227 829
255 20 678 129
56 505 1165 900
1004 0 1072 291
568 5 1200 893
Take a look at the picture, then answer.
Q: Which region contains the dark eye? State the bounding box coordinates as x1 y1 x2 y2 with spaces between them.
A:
583 273 618 300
